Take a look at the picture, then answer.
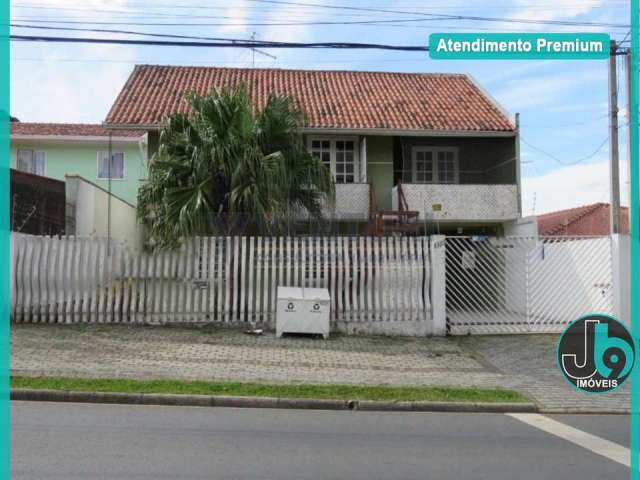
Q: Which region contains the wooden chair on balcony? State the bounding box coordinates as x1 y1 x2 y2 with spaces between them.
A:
368 181 420 236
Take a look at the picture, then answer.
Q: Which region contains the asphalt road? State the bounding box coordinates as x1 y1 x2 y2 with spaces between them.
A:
11 402 630 480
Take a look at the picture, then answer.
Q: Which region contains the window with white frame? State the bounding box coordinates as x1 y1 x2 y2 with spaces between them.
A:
97 151 125 179
309 138 358 184
411 147 458 184
16 149 46 176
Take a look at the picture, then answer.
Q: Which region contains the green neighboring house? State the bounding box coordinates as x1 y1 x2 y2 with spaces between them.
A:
10 123 146 205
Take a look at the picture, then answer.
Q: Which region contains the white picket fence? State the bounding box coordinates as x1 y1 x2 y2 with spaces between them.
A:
11 234 431 326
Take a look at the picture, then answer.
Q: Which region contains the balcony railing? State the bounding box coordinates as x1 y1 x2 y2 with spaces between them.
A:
328 183 370 220
392 183 518 222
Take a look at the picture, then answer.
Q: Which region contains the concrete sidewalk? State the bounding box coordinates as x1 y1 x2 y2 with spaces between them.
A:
10 325 630 413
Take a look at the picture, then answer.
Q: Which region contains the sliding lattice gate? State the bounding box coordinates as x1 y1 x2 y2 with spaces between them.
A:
445 236 614 334
11 234 430 326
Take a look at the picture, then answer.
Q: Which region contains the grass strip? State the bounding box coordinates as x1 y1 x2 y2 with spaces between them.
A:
11 376 528 403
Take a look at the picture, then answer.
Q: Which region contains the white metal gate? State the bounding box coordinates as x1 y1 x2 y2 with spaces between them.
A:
445 236 613 334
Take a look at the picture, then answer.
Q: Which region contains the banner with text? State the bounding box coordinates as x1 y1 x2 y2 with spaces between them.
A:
429 33 610 60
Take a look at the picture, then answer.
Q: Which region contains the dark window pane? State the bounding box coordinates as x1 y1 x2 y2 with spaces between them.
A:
111 153 124 179
98 153 110 178
34 152 46 176
17 149 34 174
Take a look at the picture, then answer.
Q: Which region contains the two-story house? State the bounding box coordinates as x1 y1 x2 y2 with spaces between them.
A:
104 65 521 235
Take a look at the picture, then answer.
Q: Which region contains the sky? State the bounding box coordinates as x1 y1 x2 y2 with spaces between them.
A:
8 0 634 215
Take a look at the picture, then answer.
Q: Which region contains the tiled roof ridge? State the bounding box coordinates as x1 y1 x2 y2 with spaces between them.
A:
540 203 608 235
14 121 102 127
132 63 470 77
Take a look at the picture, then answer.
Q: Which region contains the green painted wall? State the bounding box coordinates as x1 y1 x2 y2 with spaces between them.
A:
365 136 394 211
395 136 517 185
10 139 146 205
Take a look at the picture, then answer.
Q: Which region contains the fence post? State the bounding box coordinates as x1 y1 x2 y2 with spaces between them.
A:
611 234 630 325
430 235 447 336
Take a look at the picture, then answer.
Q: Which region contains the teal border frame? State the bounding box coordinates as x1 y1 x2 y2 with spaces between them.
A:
631 1 640 479
0 6 633 480
0 0 8 476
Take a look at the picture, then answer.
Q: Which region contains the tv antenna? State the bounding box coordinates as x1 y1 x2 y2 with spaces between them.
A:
249 32 277 67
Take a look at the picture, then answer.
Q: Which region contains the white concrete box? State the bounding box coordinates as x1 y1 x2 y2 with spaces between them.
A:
276 287 331 339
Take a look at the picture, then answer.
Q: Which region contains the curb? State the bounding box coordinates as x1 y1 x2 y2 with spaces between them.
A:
538 408 631 415
11 389 538 413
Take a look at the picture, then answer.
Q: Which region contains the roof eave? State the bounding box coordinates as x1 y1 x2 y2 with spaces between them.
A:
103 121 161 131
11 134 142 143
302 127 516 137
102 123 516 137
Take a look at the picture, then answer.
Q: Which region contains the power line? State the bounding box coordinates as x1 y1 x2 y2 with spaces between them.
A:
10 34 430 51
8 16 450 27
13 0 628 12
10 56 430 65
247 0 630 29
521 136 609 166
9 1 629 30
11 28 628 54
620 29 632 45
14 17 629 34
10 23 286 44
522 113 609 129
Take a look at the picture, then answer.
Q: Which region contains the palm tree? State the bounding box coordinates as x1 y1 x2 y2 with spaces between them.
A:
138 84 335 250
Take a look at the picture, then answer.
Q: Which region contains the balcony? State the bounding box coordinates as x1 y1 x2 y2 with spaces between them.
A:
326 183 370 220
392 184 518 222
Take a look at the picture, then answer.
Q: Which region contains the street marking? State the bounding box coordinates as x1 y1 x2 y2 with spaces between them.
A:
507 413 629 468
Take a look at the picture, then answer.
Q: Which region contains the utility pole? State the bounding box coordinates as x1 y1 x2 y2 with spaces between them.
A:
531 192 537 216
609 39 621 234
107 132 112 256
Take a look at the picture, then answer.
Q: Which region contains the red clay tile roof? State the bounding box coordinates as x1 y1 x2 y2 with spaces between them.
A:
105 65 515 132
538 203 629 236
10 122 142 138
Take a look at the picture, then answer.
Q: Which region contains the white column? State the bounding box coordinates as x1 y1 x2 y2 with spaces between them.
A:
359 136 367 183
430 235 447 336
